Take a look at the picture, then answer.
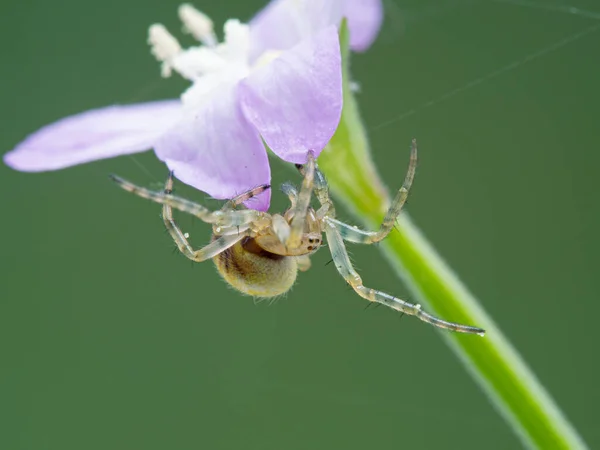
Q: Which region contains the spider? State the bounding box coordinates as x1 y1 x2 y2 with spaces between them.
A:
110 139 485 335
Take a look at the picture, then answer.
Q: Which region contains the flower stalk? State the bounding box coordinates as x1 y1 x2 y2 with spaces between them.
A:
317 22 588 450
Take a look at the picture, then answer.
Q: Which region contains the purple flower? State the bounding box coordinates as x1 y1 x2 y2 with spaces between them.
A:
3 0 383 211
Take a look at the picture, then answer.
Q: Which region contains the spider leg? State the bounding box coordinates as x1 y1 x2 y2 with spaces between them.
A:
161 177 250 261
110 174 262 228
111 174 221 223
324 221 485 335
329 139 417 244
286 151 316 249
297 160 332 215
223 184 270 210
172 229 249 262
280 182 298 209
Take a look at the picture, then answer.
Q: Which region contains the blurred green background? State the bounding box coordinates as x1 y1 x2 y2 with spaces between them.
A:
1 0 598 448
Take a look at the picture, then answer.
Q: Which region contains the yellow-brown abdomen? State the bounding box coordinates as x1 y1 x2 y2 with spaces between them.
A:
213 236 298 297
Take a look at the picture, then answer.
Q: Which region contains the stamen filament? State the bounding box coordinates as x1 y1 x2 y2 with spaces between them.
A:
179 4 217 47
148 24 182 77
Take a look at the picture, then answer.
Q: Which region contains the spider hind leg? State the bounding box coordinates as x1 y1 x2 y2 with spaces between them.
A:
324 219 484 335
329 139 418 245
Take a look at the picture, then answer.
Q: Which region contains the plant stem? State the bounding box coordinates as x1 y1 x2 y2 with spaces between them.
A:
315 21 589 449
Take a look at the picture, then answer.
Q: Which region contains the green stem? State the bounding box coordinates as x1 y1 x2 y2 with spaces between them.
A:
315 21 588 449
384 214 586 450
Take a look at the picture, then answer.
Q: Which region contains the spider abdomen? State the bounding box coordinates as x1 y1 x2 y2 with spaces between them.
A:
213 236 298 297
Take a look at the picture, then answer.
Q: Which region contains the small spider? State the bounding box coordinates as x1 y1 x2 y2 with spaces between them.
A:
110 140 485 335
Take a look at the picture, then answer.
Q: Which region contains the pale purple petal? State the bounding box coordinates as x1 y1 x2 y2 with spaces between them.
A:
249 0 382 59
250 0 343 60
343 0 384 51
3 101 182 172
154 86 271 211
239 26 342 164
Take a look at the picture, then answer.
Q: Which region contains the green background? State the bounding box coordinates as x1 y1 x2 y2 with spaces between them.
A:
1 0 598 448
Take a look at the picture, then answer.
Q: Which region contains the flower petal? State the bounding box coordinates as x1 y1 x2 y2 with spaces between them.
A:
154 86 271 211
3 101 183 172
249 0 382 58
239 26 342 164
249 0 343 60
343 0 384 51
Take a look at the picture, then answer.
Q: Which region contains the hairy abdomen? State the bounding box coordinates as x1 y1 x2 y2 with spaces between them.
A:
213 236 297 297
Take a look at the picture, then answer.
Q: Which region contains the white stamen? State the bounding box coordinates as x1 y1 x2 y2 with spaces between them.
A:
221 19 250 62
178 4 217 47
147 7 270 108
172 48 228 80
148 24 182 77
184 232 190 238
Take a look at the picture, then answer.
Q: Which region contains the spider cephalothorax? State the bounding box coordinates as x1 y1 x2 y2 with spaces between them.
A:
111 140 485 335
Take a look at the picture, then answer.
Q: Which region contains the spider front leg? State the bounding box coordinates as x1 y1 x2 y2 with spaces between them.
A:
110 174 225 223
286 151 316 249
328 139 417 245
296 158 333 215
161 175 251 261
324 221 485 335
110 173 264 229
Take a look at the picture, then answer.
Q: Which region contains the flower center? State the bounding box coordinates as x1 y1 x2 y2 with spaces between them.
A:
148 4 255 109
